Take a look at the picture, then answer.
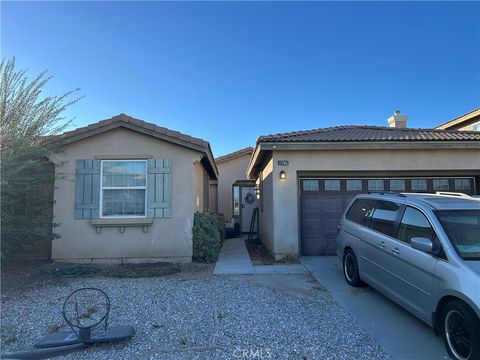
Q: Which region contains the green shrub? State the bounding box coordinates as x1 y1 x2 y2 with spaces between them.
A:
216 213 226 243
192 212 221 263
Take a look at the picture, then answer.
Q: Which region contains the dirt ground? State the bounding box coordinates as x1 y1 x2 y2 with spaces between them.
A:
1 259 214 302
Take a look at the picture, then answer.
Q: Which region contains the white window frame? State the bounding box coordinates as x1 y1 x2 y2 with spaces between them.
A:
99 159 148 218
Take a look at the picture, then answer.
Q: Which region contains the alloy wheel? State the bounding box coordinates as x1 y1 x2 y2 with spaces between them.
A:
445 309 471 360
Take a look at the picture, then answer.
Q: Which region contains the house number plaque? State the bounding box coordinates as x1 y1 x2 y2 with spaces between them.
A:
277 160 289 166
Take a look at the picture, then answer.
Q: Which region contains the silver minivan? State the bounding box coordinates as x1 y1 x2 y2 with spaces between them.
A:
336 192 480 360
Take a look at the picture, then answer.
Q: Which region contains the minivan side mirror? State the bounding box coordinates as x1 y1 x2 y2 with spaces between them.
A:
411 237 433 254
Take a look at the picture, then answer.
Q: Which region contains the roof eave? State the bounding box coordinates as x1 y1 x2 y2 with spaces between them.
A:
247 140 480 179
215 147 254 164
246 144 263 180
47 120 219 179
48 121 209 153
258 140 480 151
435 108 480 130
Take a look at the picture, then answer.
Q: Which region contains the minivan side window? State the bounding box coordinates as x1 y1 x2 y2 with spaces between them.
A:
398 206 437 245
369 200 400 237
345 199 376 227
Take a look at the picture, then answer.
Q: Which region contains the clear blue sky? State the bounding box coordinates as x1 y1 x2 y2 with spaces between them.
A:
2 1 479 156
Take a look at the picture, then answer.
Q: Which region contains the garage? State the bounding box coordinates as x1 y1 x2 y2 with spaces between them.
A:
247 120 480 260
300 177 476 255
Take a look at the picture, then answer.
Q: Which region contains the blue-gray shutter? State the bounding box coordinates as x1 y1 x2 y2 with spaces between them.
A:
74 159 101 219
147 159 172 218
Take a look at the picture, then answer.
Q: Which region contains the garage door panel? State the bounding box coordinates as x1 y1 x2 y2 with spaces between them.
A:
300 177 476 256
302 198 323 210
301 191 345 256
324 198 343 210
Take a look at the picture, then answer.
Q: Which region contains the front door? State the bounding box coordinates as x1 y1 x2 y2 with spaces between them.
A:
241 187 257 233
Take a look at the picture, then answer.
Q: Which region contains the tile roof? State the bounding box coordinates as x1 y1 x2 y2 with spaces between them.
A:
215 147 254 163
257 125 480 143
49 113 218 178
56 113 210 148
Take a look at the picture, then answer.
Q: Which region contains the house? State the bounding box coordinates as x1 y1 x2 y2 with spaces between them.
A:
436 107 480 131
47 114 218 263
215 147 256 232
246 111 480 259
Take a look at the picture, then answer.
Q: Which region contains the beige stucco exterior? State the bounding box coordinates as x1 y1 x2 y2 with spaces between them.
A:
256 147 480 259
436 108 480 131
452 122 480 131
217 153 252 220
49 127 213 263
257 158 274 253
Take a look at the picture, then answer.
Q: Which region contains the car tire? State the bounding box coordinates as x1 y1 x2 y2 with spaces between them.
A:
441 300 480 360
342 249 363 287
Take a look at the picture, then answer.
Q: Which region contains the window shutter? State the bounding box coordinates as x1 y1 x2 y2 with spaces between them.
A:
74 159 101 219
147 159 172 218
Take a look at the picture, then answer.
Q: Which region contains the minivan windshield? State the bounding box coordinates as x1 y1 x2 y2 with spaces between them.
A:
434 209 480 260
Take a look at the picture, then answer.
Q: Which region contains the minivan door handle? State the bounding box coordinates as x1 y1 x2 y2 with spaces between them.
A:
377 241 386 249
391 247 400 255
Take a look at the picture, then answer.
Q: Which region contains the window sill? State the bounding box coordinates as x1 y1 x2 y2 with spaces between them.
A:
91 218 154 233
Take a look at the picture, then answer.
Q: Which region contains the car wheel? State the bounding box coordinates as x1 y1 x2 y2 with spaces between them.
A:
342 249 363 287
441 300 480 360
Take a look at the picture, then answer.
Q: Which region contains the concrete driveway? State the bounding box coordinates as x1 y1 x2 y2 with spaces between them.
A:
301 256 450 360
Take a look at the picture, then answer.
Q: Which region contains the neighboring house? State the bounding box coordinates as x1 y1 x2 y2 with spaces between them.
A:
48 114 218 263
436 107 480 131
247 112 480 259
215 147 255 232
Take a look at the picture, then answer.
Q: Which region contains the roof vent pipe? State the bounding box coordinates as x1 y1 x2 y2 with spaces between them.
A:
387 110 408 128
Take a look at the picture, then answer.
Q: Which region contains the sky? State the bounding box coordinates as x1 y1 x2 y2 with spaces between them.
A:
2 1 479 157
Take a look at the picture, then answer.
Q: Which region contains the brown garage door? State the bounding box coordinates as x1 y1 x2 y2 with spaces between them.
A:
300 177 476 256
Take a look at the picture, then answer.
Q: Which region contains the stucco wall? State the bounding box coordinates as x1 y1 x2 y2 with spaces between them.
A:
193 162 206 213
209 183 218 213
456 123 479 131
258 158 274 253
217 154 252 220
49 127 207 262
261 148 480 258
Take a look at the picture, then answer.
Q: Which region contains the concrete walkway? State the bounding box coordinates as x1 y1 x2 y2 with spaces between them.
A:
214 237 308 275
301 256 449 360
214 238 254 275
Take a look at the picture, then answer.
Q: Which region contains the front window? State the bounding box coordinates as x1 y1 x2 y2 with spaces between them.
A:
435 209 480 260
397 206 436 245
101 160 147 217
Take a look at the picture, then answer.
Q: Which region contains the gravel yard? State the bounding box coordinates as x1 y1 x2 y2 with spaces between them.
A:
1 266 391 360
